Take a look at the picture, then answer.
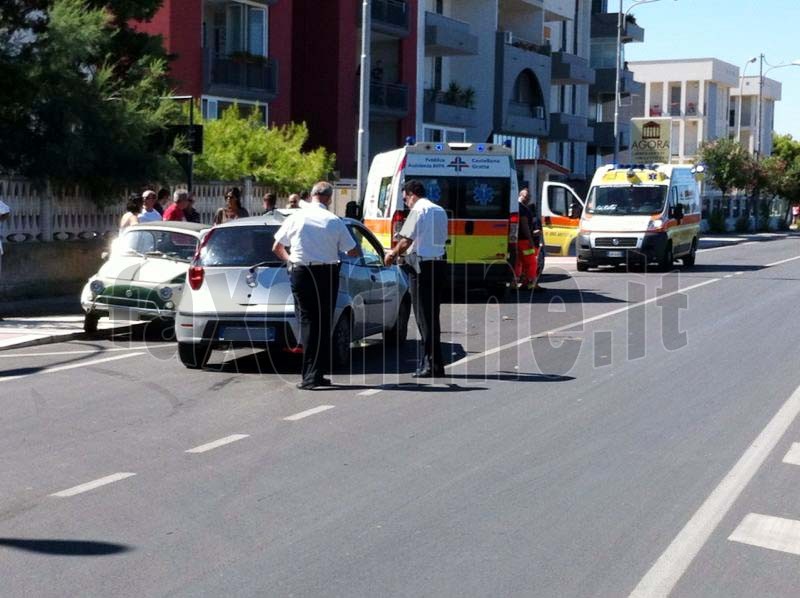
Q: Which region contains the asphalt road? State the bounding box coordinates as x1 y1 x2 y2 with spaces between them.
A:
2 235 800 597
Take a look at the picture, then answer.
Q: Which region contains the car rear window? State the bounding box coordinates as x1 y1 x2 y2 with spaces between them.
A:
118 229 198 261
198 226 282 267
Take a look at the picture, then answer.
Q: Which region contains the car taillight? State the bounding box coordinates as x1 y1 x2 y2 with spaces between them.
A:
392 209 406 236
188 266 204 290
509 212 519 243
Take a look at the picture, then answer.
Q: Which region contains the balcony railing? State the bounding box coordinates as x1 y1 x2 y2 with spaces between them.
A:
206 51 278 100
370 81 409 117
503 32 551 57
370 0 409 36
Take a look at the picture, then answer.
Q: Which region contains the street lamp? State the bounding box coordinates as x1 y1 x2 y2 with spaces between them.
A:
736 57 757 145
755 56 800 158
613 0 677 164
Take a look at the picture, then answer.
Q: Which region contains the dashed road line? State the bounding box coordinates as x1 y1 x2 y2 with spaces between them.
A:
729 513 800 556
357 389 383 396
283 405 335 421
51 473 136 498
186 434 250 454
765 255 800 268
629 380 800 597
697 241 757 253
1 352 145 383
782 442 800 465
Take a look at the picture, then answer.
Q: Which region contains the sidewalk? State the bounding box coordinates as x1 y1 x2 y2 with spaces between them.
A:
0 315 140 351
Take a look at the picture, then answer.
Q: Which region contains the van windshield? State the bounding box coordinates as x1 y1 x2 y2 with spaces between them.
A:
587 185 667 216
410 176 510 219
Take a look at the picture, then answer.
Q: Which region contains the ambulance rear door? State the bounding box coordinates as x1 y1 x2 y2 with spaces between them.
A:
541 181 584 256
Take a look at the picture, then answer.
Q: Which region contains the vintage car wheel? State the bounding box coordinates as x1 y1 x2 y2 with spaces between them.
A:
384 295 411 347
332 312 353 369
178 342 211 369
83 312 101 335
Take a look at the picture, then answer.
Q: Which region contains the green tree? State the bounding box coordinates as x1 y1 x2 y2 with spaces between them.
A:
193 106 336 194
0 0 181 201
762 134 800 226
697 138 757 230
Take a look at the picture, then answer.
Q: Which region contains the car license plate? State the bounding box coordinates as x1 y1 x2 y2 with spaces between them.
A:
606 250 624 258
218 326 276 342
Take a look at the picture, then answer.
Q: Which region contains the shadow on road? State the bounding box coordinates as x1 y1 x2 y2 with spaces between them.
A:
0 538 131 556
444 371 574 383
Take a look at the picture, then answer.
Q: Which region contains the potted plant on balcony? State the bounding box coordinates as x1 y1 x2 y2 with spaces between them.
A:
229 51 268 66
443 81 462 106
459 86 476 109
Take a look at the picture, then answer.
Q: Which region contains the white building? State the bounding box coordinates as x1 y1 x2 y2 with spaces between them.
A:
730 75 782 157
627 58 740 163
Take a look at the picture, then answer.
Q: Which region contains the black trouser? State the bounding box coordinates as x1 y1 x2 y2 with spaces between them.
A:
407 259 445 371
290 264 340 384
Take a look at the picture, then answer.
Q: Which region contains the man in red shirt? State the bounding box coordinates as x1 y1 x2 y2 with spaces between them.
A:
163 190 189 221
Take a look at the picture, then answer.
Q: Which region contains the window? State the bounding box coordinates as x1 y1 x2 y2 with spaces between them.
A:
247 7 266 56
410 176 510 219
203 97 267 123
225 3 267 56
423 125 466 143
377 176 392 216
587 186 668 216
349 226 385 266
119 230 199 261
198 227 281 267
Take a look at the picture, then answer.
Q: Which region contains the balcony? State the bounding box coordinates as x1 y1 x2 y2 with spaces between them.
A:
493 32 551 137
590 67 640 97
591 13 645 43
549 112 594 143
370 0 410 38
203 48 278 103
592 121 631 150
423 89 477 128
425 12 478 57
551 51 595 85
370 81 409 119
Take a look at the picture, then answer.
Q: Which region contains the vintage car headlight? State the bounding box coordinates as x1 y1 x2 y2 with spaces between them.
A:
89 279 105 295
158 286 174 301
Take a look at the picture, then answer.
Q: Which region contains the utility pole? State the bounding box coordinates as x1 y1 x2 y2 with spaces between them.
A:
612 0 623 164
755 53 764 159
356 0 371 208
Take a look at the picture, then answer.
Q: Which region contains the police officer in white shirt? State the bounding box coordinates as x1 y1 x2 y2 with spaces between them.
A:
385 180 448 378
273 181 359 389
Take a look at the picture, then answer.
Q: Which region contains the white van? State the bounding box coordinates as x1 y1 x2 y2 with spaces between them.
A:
576 164 702 271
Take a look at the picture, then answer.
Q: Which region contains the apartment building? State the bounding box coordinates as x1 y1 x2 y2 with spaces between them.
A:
586 0 643 181
730 75 782 157
627 58 740 163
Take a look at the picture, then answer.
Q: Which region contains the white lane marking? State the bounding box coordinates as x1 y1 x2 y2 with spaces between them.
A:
358 389 383 396
735 271 744 276
697 241 757 253
0 352 145 383
51 472 136 498
782 442 800 466
283 405 335 421
729 513 800 556
447 278 720 370
724 274 734 279
629 381 800 597
0 346 173 359
765 255 800 268
186 434 250 454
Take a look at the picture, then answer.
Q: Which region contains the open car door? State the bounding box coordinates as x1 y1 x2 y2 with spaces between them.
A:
541 182 584 256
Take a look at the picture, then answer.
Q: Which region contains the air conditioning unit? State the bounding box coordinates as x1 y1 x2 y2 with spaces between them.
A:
533 106 545 119
504 31 514 44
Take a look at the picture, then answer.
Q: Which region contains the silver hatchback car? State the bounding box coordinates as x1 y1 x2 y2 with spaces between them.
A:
175 215 411 369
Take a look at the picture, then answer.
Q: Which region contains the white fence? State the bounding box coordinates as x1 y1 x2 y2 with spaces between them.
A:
0 178 357 243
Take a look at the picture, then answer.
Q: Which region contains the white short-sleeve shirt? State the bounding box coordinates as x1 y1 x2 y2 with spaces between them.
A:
273 203 356 265
397 197 448 258
139 208 162 223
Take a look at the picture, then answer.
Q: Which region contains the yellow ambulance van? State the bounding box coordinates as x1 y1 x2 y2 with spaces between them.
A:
360 141 520 295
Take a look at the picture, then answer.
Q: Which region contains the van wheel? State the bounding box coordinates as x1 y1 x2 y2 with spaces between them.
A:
683 239 697 267
332 312 353 369
658 243 674 272
83 312 101 336
384 296 410 347
576 262 589 272
178 342 211 369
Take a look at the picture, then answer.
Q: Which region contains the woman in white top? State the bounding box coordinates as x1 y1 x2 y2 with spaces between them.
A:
119 195 143 233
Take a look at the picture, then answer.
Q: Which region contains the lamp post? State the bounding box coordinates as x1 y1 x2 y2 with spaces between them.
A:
755 56 800 159
356 0 371 209
613 0 676 164
736 57 756 146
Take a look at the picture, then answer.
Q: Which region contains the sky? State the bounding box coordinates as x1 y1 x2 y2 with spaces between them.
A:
622 0 800 139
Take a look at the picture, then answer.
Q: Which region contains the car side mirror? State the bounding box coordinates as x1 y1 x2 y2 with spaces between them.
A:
670 205 684 221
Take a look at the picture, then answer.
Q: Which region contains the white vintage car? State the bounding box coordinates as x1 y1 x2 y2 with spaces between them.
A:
174 215 411 369
80 222 207 334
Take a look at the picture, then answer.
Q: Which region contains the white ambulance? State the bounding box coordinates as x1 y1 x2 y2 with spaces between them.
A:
575 164 703 271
